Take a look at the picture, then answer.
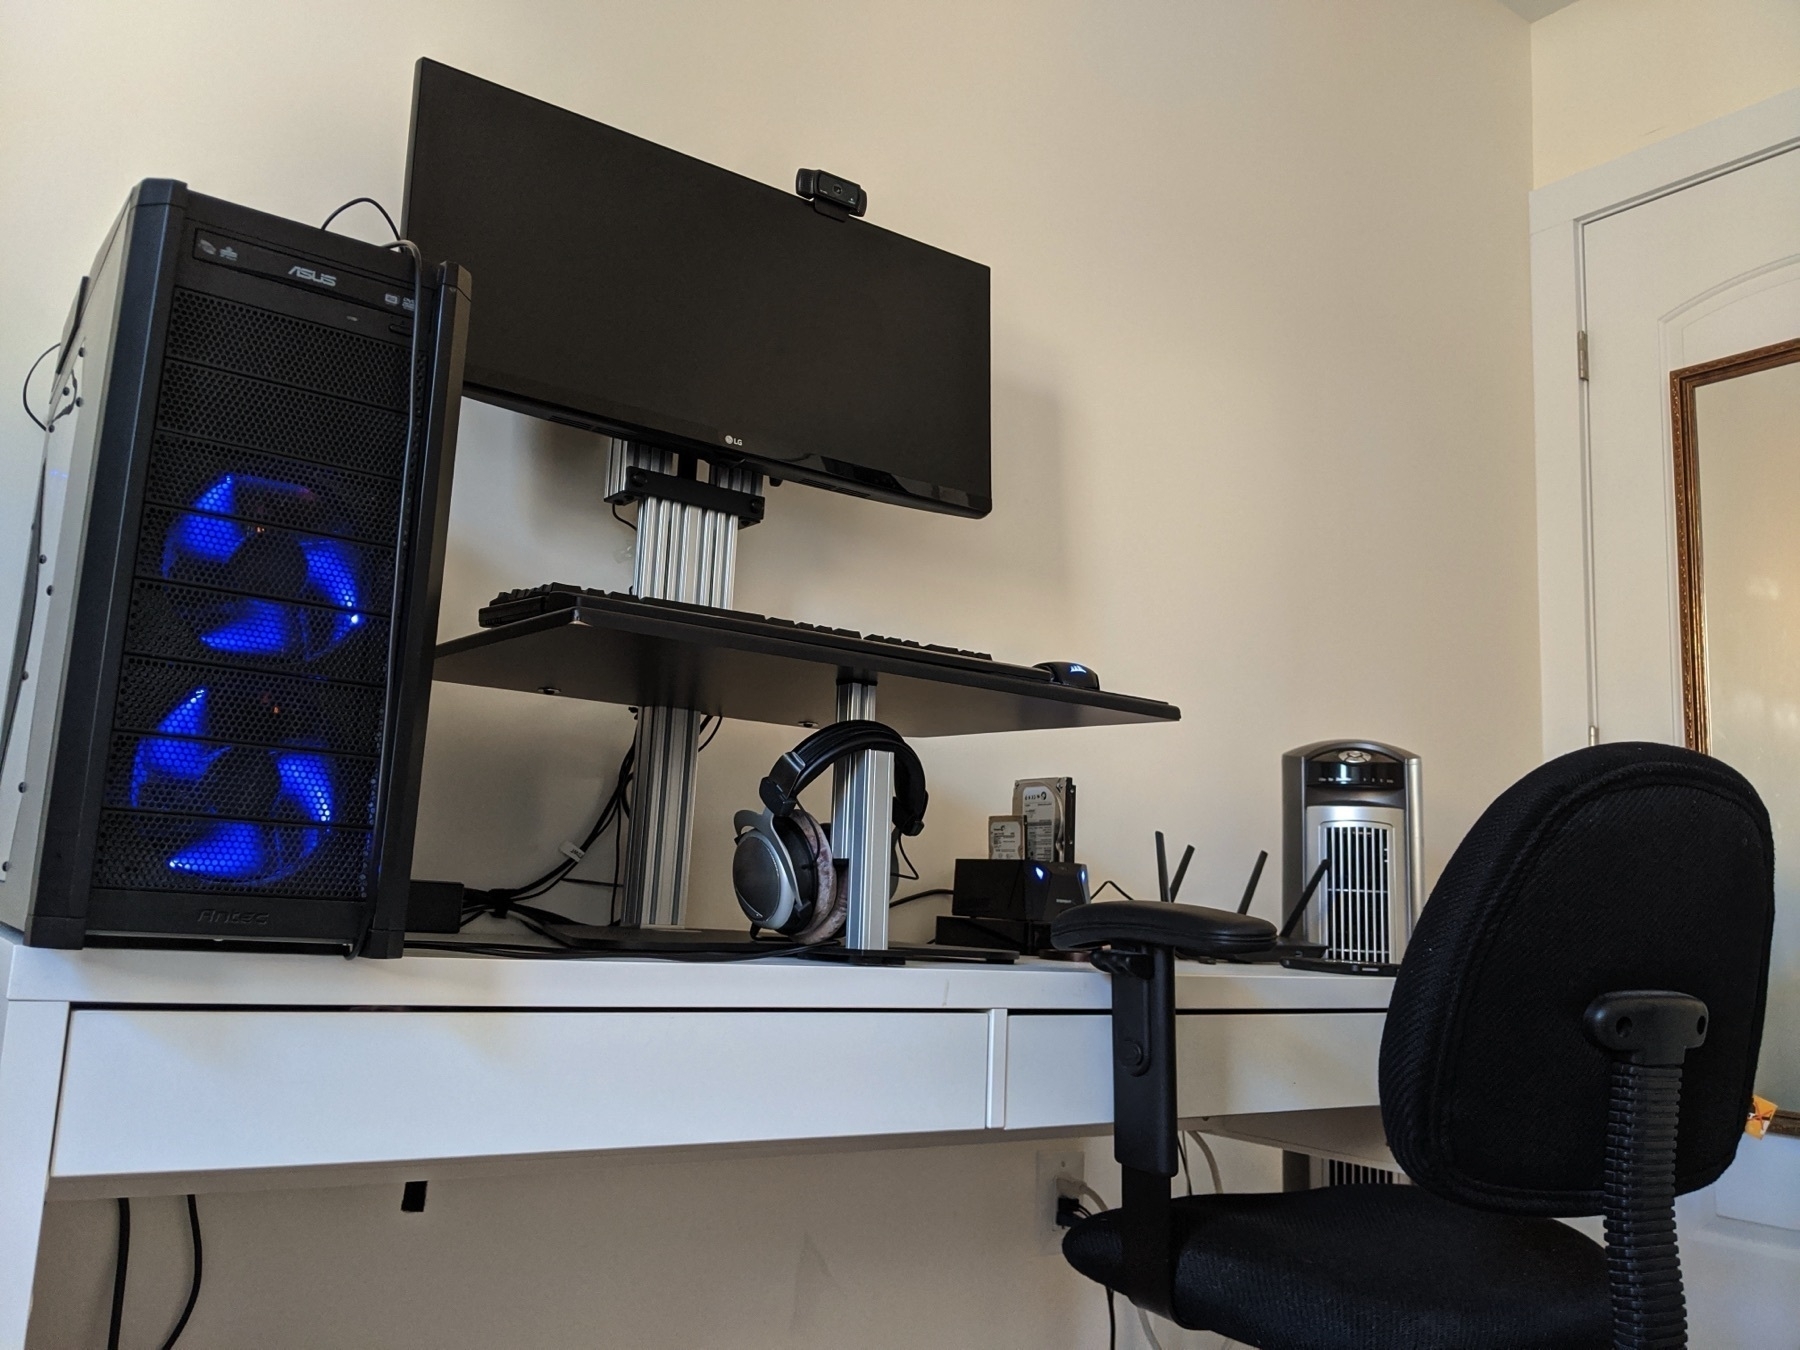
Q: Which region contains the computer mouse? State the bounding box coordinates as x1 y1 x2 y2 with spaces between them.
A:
1035 661 1100 691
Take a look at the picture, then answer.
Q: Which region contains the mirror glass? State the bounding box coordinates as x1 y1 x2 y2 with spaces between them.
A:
1675 341 1800 1103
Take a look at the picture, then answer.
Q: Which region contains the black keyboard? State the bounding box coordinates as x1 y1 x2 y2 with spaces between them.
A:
479 583 1053 682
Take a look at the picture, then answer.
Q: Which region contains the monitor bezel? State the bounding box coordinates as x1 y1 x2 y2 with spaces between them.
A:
401 59 992 519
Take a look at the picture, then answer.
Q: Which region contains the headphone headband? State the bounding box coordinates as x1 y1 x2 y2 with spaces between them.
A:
760 719 928 835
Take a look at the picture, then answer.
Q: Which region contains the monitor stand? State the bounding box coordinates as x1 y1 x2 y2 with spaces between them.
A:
601 440 900 956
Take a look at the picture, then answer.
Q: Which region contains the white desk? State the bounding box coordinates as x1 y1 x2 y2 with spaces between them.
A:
0 933 1392 1347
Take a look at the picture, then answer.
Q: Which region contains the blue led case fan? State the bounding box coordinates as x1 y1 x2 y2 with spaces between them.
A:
129 688 337 883
162 474 369 660
121 469 383 890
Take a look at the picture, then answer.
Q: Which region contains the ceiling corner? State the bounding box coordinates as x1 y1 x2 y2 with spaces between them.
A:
1500 0 1582 20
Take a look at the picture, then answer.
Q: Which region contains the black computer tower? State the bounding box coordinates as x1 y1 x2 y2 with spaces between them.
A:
0 180 470 956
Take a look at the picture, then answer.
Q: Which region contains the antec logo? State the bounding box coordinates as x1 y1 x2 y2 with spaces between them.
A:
287 265 337 288
195 909 271 926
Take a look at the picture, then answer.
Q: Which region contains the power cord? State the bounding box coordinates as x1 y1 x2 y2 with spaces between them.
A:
107 1198 128 1350
889 887 952 909
20 342 58 431
698 714 722 753
320 196 401 240
107 1195 203 1349
319 203 423 637
405 934 808 962
1066 1162 1234 1349
462 737 637 925
161 1195 204 1348
457 713 723 934
1051 1183 1128 1350
1090 879 1138 903
1187 1131 1224 1196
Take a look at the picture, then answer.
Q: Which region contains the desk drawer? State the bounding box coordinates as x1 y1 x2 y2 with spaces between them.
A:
52 1009 990 1179
1003 1011 1385 1131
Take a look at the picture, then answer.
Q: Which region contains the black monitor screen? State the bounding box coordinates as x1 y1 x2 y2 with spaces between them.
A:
403 60 991 516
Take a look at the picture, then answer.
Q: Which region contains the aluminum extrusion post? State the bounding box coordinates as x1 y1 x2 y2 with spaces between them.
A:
832 679 893 950
608 441 758 926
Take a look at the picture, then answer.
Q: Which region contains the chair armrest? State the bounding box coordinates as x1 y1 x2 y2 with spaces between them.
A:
1052 900 1277 959
1049 899 1277 1321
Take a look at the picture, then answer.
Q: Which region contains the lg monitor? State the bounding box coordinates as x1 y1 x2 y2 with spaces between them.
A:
402 59 991 517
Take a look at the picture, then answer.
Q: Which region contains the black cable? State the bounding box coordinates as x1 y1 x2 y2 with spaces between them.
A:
892 831 920 881
108 1197 130 1350
321 196 400 239
611 773 629 922
611 502 637 532
20 342 57 431
1106 1286 1116 1350
158 1195 202 1350
387 237 424 501
698 714 721 753
481 741 636 914
1091 879 1138 903
405 937 808 962
889 887 952 909
509 758 630 902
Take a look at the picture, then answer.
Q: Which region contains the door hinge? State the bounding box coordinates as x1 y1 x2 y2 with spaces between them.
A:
1577 330 1589 381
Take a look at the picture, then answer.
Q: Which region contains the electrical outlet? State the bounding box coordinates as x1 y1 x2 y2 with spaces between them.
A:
1036 1147 1087 1254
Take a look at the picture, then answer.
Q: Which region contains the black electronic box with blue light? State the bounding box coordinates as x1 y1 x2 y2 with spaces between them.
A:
0 180 470 956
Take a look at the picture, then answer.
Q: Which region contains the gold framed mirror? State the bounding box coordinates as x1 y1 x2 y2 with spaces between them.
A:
1671 336 1800 753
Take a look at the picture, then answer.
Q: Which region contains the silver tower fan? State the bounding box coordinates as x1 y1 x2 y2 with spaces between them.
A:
1281 741 1423 964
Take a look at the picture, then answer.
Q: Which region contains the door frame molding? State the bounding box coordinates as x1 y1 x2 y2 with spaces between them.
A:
1530 87 1800 758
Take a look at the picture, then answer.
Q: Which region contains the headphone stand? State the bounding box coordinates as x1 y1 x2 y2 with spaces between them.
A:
831 679 893 951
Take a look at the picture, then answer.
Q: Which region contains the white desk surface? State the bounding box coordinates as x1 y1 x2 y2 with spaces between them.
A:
0 929 1393 1349
0 934 1393 1012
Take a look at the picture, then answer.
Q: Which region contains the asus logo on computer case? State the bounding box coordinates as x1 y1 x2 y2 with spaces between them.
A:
287 265 337 288
194 909 271 926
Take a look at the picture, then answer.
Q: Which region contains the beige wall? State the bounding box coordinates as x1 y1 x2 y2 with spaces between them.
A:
1 0 1535 1345
1532 0 1800 186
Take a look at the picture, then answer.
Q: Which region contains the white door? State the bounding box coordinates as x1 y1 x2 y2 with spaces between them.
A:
1584 147 1800 744
1576 138 1800 1348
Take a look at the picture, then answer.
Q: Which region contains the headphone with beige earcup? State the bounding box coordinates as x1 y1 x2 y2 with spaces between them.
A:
732 720 927 942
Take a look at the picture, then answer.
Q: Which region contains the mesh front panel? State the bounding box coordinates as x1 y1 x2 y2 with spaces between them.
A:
124 581 390 684
103 732 378 826
112 658 383 755
93 811 374 896
135 506 394 614
155 360 406 478
92 283 413 903
166 288 409 409
144 435 400 544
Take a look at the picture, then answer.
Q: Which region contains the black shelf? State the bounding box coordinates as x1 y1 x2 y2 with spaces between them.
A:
431 595 1179 737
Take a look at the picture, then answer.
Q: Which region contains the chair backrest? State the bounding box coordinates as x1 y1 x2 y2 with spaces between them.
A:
1379 742 1774 1216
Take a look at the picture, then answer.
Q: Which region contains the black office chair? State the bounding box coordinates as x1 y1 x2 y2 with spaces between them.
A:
1053 742 1774 1350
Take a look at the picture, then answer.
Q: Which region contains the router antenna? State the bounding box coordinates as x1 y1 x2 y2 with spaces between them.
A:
1279 859 1330 940
1237 850 1269 915
1168 844 1195 902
